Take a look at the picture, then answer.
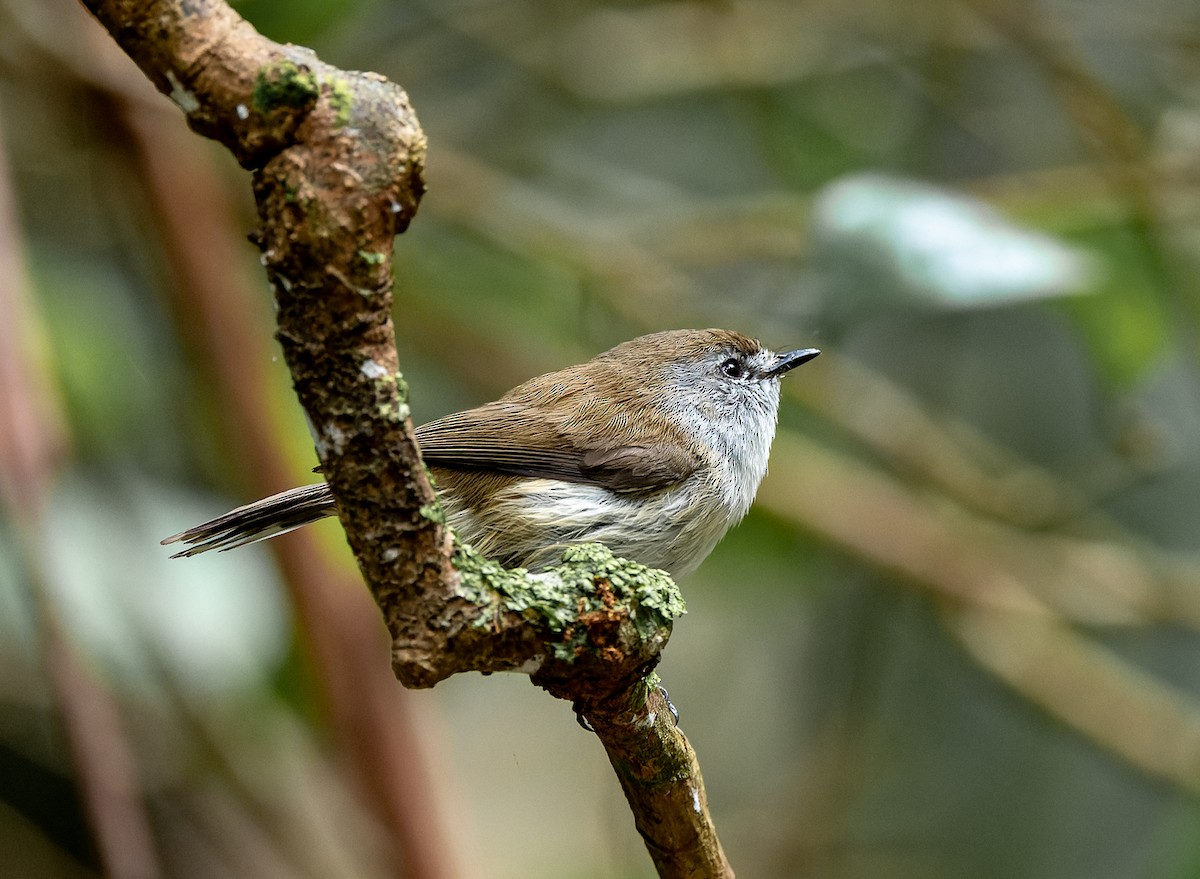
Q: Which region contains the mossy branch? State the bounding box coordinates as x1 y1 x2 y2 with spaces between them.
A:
78 0 732 874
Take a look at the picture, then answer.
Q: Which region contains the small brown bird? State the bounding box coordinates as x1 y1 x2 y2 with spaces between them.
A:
163 329 819 577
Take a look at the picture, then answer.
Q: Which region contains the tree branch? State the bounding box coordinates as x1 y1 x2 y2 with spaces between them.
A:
582 681 734 878
78 1 730 874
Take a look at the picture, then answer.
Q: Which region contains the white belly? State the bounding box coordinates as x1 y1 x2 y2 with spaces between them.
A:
444 476 742 578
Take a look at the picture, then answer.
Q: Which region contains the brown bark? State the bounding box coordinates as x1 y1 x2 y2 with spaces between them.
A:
581 682 734 879
108 89 463 878
77 1 731 874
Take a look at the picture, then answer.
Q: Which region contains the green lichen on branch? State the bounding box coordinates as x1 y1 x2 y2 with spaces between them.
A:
252 59 319 114
356 248 388 267
453 542 685 661
368 370 410 422
327 77 353 127
418 502 445 524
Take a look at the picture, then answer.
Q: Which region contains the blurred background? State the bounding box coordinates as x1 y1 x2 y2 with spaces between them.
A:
3 0 1200 876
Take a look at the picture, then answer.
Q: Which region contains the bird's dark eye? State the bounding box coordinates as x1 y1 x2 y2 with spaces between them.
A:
719 357 744 379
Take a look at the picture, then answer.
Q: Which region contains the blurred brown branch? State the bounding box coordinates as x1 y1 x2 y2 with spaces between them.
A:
758 399 1200 791
0 110 162 879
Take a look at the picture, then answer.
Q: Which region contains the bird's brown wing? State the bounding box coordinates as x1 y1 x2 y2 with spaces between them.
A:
415 402 698 494
576 445 699 492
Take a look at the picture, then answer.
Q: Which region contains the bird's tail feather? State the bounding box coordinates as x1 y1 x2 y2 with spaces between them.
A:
161 483 336 558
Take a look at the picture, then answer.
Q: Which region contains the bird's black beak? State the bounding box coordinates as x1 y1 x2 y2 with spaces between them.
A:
764 347 820 379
